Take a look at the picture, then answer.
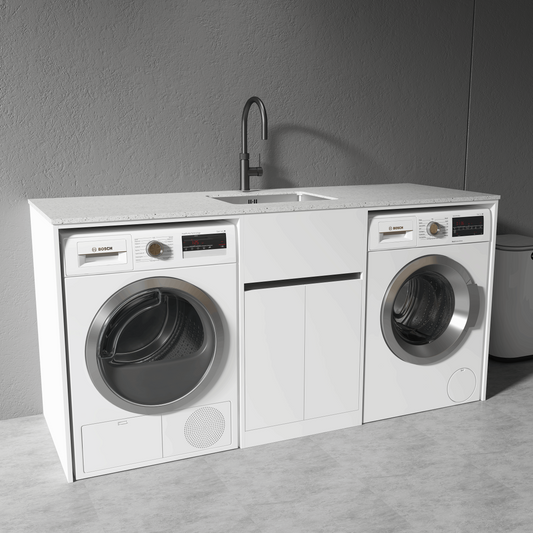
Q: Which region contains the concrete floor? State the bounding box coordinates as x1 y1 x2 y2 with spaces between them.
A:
1 358 533 533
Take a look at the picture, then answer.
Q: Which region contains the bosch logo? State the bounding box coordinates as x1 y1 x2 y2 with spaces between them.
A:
92 247 97 252
390 226 403 230
98 247 113 251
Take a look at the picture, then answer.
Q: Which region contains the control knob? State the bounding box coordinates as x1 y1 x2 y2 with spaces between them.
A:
146 240 164 258
427 222 442 237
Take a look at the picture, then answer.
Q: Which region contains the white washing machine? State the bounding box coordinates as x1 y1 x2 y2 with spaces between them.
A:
364 206 492 423
61 221 238 480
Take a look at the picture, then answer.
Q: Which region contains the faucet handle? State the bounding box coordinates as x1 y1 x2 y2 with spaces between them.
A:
248 166 263 177
248 153 263 177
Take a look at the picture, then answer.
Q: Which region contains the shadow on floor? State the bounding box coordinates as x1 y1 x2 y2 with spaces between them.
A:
486 357 533 399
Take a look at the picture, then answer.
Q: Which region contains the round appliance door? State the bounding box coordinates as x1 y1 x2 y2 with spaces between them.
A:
381 255 480 365
86 277 224 415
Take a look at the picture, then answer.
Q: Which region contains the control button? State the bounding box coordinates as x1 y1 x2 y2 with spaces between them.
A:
427 222 440 236
146 240 164 258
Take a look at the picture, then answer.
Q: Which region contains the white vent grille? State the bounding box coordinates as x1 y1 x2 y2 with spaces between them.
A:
184 406 226 448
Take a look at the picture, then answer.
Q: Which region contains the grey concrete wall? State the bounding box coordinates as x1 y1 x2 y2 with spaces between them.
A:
1 0 475 419
466 0 533 235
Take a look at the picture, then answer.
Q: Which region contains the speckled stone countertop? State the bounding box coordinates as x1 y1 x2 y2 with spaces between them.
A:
28 184 500 226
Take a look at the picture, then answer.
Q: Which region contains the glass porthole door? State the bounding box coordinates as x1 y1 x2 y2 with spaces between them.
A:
85 277 224 415
381 255 480 365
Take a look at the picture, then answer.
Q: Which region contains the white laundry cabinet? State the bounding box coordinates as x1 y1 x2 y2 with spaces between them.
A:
239 209 367 447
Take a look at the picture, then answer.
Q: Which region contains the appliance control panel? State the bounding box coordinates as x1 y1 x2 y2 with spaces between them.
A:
182 232 227 253
451 214 485 238
134 235 174 263
368 207 491 251
62 221 236 277
418 215 449 241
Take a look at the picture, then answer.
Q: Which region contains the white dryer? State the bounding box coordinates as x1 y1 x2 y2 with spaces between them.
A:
364 207 493 423
62 221 238 480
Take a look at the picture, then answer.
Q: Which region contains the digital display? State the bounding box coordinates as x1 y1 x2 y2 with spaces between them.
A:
452 215 484 237
182 233 227 252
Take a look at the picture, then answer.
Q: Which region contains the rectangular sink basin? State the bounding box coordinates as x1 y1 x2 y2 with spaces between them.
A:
209 192 337 205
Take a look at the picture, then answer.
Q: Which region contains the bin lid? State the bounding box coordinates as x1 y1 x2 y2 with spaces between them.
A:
496 234 533 251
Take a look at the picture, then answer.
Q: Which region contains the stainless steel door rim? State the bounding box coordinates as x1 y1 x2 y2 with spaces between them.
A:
85 277 224 415
381 255 480 365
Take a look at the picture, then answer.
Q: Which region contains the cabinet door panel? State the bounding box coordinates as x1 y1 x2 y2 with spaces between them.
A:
305 279 361 419
244 286 305 431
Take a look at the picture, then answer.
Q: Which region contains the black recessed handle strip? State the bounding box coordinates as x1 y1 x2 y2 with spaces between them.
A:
244 273 361 292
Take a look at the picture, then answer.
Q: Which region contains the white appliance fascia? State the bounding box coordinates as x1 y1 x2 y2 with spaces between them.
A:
364 206 493 423
61 221 238 480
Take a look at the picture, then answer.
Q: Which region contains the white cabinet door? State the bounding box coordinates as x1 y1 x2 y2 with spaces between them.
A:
304 279 361 419
244 286 305 431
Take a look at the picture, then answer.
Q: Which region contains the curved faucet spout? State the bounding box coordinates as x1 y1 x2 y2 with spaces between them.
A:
240 96 268 191
241 96 268 154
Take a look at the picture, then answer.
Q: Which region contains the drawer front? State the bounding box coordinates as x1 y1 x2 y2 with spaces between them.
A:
81 415 162 473
241 209 366 283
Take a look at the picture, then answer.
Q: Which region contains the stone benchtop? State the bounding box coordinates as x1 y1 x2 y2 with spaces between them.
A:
28 183 500 226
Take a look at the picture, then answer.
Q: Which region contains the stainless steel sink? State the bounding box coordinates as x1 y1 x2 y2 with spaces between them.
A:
209 192 337 205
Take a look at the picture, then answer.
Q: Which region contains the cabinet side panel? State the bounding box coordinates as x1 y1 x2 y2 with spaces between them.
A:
244 286 305 430
481 201 498 400
29 207 73 481
305 279 361 419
